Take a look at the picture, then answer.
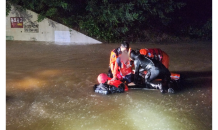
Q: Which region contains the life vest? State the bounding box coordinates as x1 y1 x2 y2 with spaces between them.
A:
109 50 118 66
108 78 128 91
110 48 132 73
170 73 180 81
119 60 133 76
140 48 163 62
161 51 169 68
109 48 121 74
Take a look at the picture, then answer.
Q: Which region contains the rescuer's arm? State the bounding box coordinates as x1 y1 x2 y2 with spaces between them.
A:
112 61 119 80
110 63 114 74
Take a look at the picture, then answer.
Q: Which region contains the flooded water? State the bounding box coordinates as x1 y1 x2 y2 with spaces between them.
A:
6 41 212 130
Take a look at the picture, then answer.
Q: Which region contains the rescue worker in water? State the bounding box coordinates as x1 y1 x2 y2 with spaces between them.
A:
130 50 173 93
108 42 170 78
108 41 131 78
111 50 134 84
139 48 169 69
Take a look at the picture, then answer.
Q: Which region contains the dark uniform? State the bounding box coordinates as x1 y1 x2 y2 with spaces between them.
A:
130 50 171 93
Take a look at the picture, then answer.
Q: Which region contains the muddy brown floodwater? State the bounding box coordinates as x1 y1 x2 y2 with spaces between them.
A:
6 41 212 130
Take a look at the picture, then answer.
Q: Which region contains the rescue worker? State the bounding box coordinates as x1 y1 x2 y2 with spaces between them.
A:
108 41 131 78
130 50 174 93
139 48 169 68
112 50 134 84
139 48 181 82
109 44 169 78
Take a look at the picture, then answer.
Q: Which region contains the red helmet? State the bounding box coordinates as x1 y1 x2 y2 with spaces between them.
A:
97 73 108 83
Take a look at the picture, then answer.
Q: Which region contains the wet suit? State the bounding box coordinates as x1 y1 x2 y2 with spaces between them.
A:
130 50 171 92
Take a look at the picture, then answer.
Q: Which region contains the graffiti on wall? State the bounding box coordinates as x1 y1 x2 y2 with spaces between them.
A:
24 23 39 33
6 36 14 40
10 17 23 28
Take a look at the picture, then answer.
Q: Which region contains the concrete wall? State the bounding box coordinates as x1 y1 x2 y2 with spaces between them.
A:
6 5 102 44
